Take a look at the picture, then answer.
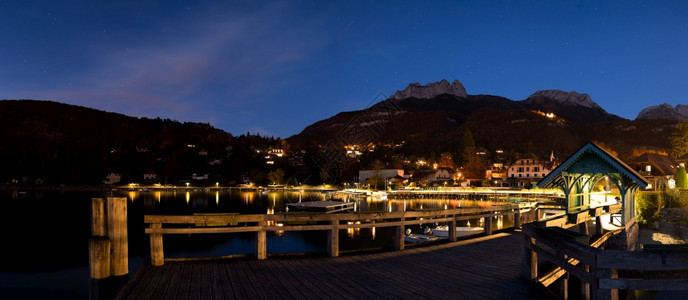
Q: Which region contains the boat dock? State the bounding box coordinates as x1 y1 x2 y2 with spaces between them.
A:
116 231 546 299
386 189 562 203
286 200 355 213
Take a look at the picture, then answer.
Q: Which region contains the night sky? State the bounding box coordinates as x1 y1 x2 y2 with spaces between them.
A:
2 1 687 138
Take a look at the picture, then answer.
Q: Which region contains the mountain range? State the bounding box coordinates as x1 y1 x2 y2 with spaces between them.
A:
288 79 680 160
0 79 684 185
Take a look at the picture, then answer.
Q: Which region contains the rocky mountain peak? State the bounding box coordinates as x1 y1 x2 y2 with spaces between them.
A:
527 90 601 109
390 79 467 100
676 104 688 117
636 103 688 121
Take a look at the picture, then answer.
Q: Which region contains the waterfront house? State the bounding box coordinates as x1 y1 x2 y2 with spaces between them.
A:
427 167 455 183
627 152 679 190
358 169 404 183
143 170 157 181
103 173 122 185
507 153 557 188
192 173 209 181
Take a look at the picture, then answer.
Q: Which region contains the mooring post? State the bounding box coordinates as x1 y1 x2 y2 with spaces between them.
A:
327 220 339 257
91 198 107 237
90 197 128 300
90 238 112 279
107 197 128 277
514 211 521 229
90 198 111 280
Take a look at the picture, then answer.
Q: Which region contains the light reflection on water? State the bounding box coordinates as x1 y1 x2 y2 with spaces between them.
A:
0 189 542 299
129 189 511 215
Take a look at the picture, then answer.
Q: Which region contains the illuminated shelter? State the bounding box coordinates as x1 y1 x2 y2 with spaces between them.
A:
538 142 650 226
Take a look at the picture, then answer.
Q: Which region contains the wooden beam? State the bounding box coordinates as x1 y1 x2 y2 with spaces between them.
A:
599 278 688 290
597 250 688 270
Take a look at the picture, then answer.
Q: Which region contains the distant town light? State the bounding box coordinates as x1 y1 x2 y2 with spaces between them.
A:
545 112 555 118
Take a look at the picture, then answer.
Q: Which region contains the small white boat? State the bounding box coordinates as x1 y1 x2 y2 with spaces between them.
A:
404 228 440 243
430 225 484 238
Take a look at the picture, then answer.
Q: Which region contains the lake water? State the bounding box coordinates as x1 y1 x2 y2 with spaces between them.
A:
0 188 520 299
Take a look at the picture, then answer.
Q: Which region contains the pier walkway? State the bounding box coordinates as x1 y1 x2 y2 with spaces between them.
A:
116 230 546 299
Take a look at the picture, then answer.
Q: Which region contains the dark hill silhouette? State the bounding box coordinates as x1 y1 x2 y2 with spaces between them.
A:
0 99 236 185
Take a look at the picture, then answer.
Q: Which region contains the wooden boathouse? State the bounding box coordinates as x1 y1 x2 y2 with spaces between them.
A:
523 142 688 299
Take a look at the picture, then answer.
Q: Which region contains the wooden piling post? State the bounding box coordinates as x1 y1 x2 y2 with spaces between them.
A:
394 217 405 251
91 198 107 237
448 217 457 242
256 220 267 260
484 216 493 236
595 216 603 235
557 249 569 299
107 197 128 277
327 220 339 257
592 267 618 300
150 223 164 266
514 212 521 229
579 221 590 235
582 265 591 300
89 238 112 279
90 198 111 280
523 232 537 280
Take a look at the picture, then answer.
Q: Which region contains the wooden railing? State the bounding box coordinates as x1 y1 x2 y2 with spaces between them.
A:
523 204 688 300
145 203 533 266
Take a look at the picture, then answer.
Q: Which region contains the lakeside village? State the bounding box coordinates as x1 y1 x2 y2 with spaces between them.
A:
100 139 688 196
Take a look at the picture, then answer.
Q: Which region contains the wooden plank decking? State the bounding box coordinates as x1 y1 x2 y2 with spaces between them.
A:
117 230 547 299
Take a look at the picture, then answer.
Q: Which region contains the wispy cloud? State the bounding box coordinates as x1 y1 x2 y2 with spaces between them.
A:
8 2 330 131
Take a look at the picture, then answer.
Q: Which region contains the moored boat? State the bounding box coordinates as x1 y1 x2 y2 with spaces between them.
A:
404 228 440 243
430 225 484 238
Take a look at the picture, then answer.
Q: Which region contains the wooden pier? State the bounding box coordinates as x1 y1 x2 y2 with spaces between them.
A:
116 231 546 299
386 189 562 203
286 200 354 213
